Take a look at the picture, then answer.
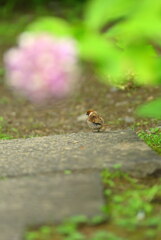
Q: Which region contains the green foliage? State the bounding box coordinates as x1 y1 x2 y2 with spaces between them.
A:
57 215 126 240
25 170 161 240
64 170 72 175
24 0 161 85
90 215 106 225
25 225 54 240
22 0 161 118
102 169 161 231
0 117 12 140
54 216 87 240
137 98 161 119
0 15 31 46
3 1 161 84
78 32 109 61
27 17 72 37
83 0 161 84
91 231 126 240
84 0 132 31
0 67 5 78
25 231 39 240
137 127 161 154
83 0 161 118
0 0 85 12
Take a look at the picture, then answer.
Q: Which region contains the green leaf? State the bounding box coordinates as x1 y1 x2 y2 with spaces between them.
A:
26 17 72 37
65 232 85 240
136 98 161 119
124 43 158 84
25 231 39 240
113 163 122 169
68 215 88 224
107 0 161 41
78 32 110 61
91 230 109 240
78 30 125 84
57 223 76 235
64 170 72 175
90 215 106 225
84 0 133 31
40 225 52 235
96 51 125 85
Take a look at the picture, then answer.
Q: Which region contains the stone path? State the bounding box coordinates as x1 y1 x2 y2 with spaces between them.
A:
0 130 160 240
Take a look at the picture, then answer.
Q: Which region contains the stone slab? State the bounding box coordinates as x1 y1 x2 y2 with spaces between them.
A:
0 172 104 240
0 130 160 178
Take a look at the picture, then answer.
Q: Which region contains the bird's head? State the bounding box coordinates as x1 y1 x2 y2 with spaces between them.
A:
86 110 97 116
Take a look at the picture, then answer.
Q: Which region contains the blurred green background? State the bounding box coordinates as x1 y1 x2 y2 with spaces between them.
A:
1 0 161 119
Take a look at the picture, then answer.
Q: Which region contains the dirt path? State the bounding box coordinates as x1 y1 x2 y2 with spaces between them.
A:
0 72 160 139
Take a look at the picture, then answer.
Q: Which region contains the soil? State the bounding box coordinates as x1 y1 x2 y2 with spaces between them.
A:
0 69 160 139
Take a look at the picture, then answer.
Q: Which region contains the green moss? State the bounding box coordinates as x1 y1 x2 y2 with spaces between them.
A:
137 127 161 154
25 170 161 240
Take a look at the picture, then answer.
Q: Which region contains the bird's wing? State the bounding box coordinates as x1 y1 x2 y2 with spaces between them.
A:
90 115 104 124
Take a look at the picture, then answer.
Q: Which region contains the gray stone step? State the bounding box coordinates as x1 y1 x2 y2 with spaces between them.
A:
0 130 160 239
0 130 160 178
0 172 104 240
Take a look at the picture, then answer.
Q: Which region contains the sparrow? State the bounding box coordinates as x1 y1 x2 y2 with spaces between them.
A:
86 110 104 132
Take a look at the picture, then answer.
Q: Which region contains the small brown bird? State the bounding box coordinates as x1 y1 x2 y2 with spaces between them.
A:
86 110 104 132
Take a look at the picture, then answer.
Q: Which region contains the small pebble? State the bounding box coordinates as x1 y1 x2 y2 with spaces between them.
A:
115 101 127 107
124 116 135 123
147 96 154 101
77 114 87 122
127 108 133 113
110 87 119 92
136 211 145 221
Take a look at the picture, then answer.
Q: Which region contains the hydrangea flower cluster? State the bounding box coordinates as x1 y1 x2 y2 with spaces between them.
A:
4 33 79 103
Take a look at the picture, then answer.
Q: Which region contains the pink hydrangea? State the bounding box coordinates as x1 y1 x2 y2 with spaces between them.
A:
4 33 79 103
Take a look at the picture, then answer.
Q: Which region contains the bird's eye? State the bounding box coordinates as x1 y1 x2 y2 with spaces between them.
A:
86 111 90 115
